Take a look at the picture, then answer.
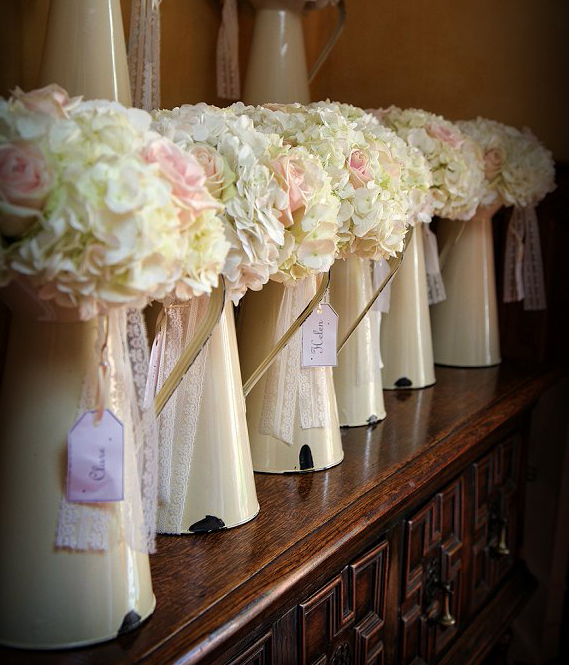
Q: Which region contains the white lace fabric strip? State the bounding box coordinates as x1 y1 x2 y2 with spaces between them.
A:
128 0 162 111
55 309 158 553
503 206 547 311
260 275 331 446
423 223 447 305
154 297 210 534
216 0 241 99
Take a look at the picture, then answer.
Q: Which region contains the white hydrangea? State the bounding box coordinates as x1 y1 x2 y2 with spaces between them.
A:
375 106 486 221
457 117 556 208
234 101 412 260
153 104 293 300
0 86 228 319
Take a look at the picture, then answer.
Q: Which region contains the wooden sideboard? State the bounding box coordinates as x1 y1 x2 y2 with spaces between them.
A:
0 362 561 665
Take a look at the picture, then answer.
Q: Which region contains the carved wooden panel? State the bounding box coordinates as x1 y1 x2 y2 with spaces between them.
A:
400 477 464 665
227 632 272 665
298 539 388 665
470 436 521 615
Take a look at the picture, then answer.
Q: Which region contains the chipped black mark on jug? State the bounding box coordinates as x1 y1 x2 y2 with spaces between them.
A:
189 515 226 533
299 445 314 470
118 610 142 636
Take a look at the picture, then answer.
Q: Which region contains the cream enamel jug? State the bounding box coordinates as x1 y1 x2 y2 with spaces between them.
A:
0 0 155 649
330 256 386 426
39 0 132 104
0 289 155 649
380 224 436 389
243 0 346 105
430 203 502 367
151 277 327 530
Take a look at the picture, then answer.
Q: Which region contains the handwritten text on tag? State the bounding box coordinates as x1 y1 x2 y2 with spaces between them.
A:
67 409 124 503
301 304 338 367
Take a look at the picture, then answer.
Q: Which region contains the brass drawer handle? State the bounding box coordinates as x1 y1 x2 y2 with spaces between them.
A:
437 582 456 628
491 518 511 557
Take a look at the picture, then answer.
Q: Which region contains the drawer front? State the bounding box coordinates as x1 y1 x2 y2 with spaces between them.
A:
400 477 465 665
470 435 521 615
225 539 389 665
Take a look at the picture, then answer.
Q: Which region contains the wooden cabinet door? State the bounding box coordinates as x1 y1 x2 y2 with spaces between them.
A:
298 539 389 665
399 477 465 665
469 435 521 616
226 539 390 665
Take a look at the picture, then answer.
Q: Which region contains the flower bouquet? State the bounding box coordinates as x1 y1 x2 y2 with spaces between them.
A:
150 102 337 526
375 106 487 372
0 85 225 647
457 117 555 311
429 116 555 366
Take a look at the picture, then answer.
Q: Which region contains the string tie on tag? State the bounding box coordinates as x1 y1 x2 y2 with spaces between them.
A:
95 316 110 425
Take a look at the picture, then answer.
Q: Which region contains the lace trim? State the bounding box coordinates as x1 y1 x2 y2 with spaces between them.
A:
217 0 241 99
155 297 210 534
128 0 162 111
55 310 157 553
503 206 547 311
260 275 330 445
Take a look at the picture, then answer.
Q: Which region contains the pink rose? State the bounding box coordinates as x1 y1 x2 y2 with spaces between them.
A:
143 138 218 214
483 147 504 181
12 84 77 119
271 155 311 227
0 141 53 212
348 149 373 188
426 122 464 149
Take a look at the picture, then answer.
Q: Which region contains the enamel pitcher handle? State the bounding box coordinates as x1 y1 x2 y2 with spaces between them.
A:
154 279 226 417
242 270 330 397
337 226 412 354
437 220 467 271
307 0 347 84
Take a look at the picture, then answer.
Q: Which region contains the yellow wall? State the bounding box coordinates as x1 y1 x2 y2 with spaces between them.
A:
1 0 567 159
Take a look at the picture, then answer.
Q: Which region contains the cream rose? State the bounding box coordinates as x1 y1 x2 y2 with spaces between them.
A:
189 144 234 201
484 147 504 182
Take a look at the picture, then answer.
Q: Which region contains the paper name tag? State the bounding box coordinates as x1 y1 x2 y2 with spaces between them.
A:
67 409 124 503
301 304 338 367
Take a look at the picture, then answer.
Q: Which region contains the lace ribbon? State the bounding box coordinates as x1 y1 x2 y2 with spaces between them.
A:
217 0 241 99
55 309 158 553
153 298 210 534
260 275 330 446
128 0 162 111
422 223 447 305
503 206 547 311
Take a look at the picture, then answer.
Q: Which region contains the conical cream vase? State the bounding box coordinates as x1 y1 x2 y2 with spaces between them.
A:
39 0 131 104
380 224 436 389
431 206 501 367
0 311 154 649
156 301 259 534
243 0 311 105
238 277 343 473
330 256 386 426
